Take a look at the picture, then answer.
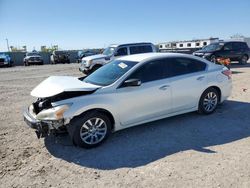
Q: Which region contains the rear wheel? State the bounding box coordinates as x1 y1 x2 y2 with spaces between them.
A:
24 61 29 66
198 88 219 114
68 111 111 148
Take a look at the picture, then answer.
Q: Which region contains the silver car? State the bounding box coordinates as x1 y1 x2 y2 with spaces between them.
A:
23 53 232 148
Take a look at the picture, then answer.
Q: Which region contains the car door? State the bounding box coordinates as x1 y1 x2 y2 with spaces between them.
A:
113 47 128 59
168 57 207 112
116 59 172 126
219 42 235 59
232 42 244 60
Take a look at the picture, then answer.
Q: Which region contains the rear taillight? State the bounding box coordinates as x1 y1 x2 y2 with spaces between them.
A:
222 70 232 79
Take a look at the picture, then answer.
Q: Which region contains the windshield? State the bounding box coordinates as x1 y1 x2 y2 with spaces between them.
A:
102 47 115 56
27 52 39 56
84 60 137 86
202 43 223 51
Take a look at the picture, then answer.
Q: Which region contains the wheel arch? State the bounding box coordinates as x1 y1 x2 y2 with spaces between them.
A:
201 85 222 103
242 54 249 59
73 108 115 132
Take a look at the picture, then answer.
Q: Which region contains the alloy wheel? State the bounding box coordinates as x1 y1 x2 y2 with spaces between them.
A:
80 117 107 145
203 92 218 112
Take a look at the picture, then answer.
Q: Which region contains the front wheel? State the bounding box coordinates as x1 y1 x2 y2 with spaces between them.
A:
68 111 112 148
240 55 248 65
198 88 219 114
24 61 29 66
210 55 217 63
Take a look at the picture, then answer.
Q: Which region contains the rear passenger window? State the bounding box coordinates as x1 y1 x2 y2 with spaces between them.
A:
128 60 169 83
224 43 233 50
129 45 153 55
169 58 206 76
233 42 248 50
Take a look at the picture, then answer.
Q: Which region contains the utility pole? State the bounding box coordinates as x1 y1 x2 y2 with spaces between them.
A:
6 38 10 52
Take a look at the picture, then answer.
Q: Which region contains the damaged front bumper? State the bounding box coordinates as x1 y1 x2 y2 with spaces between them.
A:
23 109 65 138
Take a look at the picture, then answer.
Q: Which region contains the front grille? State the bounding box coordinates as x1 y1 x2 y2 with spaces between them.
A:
30 57 40 61
0 58 5 63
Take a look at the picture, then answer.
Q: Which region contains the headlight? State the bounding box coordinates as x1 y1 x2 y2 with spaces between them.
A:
204 53 212 56
82 60 92 67
36 104 72 120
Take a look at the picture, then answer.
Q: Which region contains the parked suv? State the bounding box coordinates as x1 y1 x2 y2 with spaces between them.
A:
50 51 70 64
0 53 13 67
193 41 250 64
23 52 43 66
79 42 157 74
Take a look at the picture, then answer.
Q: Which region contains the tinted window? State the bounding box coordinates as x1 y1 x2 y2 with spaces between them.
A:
116 47 128 56
233 42 248 50
129 45 153 55
128 60 169 83
196 43 200 47
169 58 206 76
187 43 191 47
179 44 183 47
223 43 233 50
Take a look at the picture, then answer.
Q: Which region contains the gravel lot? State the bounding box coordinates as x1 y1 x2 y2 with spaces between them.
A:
0 62 250 188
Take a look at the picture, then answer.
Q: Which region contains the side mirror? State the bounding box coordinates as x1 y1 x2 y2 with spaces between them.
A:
123 79 141 87
114 52 119 57
105 56 110 61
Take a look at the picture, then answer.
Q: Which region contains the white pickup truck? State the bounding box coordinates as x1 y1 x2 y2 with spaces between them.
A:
79 42 157 74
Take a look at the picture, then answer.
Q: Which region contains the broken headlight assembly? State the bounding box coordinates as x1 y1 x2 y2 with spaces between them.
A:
36 103 72 121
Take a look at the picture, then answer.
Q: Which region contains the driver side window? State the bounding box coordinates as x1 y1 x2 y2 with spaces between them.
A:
115 47 128 56
128 60 167 83
224 43 233 50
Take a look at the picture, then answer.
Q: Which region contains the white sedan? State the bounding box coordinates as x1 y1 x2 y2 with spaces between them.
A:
23 53 232 148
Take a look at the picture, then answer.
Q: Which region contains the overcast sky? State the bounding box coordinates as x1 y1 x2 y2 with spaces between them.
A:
0 0 250 51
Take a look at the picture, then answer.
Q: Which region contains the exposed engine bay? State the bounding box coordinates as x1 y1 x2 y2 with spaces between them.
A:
32 90 96 115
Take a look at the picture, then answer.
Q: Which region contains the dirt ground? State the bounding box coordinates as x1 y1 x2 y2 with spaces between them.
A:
0 62 250 188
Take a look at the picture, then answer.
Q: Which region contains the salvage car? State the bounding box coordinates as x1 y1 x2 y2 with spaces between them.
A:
193 41 250 64
23 53 232 148
24 52 44 66
79 42 157 74
0 53 13 67
50 50 70 64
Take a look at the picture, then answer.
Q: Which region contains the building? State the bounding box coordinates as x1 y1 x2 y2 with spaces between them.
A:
158 38 219 54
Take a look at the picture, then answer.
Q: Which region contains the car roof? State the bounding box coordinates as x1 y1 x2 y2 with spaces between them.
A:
212 41 246 45
118 52 199 62
109 42 154 48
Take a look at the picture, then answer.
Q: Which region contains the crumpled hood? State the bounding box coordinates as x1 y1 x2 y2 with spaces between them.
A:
31 76 101 98
82 54 108 61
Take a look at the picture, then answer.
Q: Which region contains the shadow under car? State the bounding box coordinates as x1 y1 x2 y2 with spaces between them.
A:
44 100 250 170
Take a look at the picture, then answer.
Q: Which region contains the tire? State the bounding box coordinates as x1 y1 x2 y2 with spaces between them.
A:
68 111 112 148
239 55 248 65
198 88 219 114
24 61 29 66
210 55 217 63
90 65 102 74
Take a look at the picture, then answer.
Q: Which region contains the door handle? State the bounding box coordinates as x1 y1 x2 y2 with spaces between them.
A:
159 85 170 90
197 76 205 81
